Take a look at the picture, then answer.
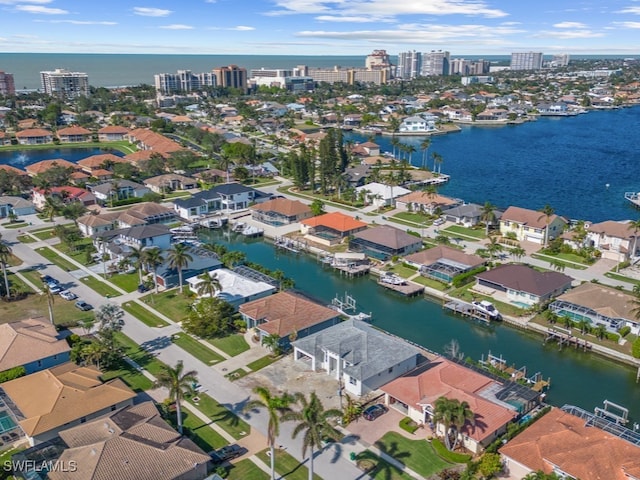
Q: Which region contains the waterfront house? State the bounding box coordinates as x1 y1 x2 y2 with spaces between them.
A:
76 202 175 237
32 186 96 210
404 246 486 283
56 126 92 143
187 267 275 309
0 196 35 218
382 359 522 454
395 191 462 215
173 183 266 221
25 159 77 177
0 318 70 375
0 363 135 446
499 407 640 480
95 224 173 261
15 128 53 145
126 128 182 154
500 206 567 244
549 282 640 334
144 173 198 194
97 125 129 142
239 291 341 349
355 182 411 208
155 253 223 289
300 212 368 246
350 141 380 157
399 115 437 133
343 164 372 188
44 402 211 480
76 153 128 176
474 264 573 307
583 220 640 261
249 198 313 226
442 203 502 229
292 319 420 397
89 180 150 204
349 225 422 260
0 132 9 146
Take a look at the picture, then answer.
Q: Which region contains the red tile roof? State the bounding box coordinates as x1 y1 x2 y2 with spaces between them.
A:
0 164 28 176
77 154 128 170
499 407 640 480
15 128 52 138
25 159 77 175
126 128 182 153
250 198 311 217
34 186 92 201
502 206 563 229
98 126 129 134
56 126 92 136
301 211 367 233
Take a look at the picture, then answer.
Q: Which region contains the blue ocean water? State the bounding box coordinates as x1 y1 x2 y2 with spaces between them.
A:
0 148 124 168
346 106 640 222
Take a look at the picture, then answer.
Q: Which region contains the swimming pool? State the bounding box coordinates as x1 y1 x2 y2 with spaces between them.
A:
0 411 16 433
510 301 531 309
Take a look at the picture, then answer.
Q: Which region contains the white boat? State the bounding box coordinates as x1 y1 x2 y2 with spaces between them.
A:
232 222 246 232
380 272 406 286
472 300 500 319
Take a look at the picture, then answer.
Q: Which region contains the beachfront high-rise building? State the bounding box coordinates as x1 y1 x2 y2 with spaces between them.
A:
250 68 314 92
154 70 216 95
40 68 89 99
365 50 392 70
397 51 421 79
510 52 544 71
421 50 450 76
0 71 15 96
213 65 248 93
550 53 570 68
450 58 490 76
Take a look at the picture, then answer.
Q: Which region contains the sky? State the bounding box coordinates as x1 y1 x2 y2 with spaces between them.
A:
1 0 640 55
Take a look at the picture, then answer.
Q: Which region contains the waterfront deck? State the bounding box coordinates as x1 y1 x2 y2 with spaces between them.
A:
625 191 640 208
377 280 424 296
443 299 493 323
333 264 370 277
544 327 592 351
275 236 308 253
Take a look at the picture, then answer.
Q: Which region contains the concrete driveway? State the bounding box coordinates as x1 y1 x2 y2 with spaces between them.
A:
345 406 411 446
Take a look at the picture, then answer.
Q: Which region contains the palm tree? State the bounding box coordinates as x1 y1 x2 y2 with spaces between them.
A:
432 396 475 451
195 271 221 297
82 341 109 369
42 197 60 222
538 204 555 248
281 392 342 480
127 245 145 284
486 235 503 261
0 240 12 300
142 247 164 294
594 323 607 340
405 144 416 165
167 244 193 294
419 137 431 170
155 360 198 435
510 246 526 263
42 284 56 325
243 387 294 480
480 201 497 236
431 151 443 173
627 218 640 257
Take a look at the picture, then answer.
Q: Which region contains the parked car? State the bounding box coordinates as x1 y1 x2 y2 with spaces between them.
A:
433 217 445 226
60 290 78 301
214 444 245 462
363 404 388 421
75 300 93 311
48 284 63 294
137 284 150 293
41 275 58 285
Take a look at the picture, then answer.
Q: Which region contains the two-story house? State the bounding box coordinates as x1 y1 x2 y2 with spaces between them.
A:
500 206 567 245
583 220 640 261
89 180 150 204
173 183 267 220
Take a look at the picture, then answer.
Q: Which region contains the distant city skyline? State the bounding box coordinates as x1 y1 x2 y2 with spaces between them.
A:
0 0 640 56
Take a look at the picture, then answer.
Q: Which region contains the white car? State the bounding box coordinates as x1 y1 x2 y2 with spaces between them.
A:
48 284 63 294
433 218 445 226
60 290 78 301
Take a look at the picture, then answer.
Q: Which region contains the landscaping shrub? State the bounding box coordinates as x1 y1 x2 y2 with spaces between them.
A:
632 337 640 359
619 326 631 338
399 416 419 434
402 262 418 271
606 332 620 342
0 366 26 383
431 438 471 463
452 266 487 288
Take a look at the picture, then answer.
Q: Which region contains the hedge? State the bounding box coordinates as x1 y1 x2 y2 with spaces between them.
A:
431 438 471 463
606 332 620 342
619 326 631 338
399 416 419 434
452 266 487 288
0 366 26 383
632 337 640 359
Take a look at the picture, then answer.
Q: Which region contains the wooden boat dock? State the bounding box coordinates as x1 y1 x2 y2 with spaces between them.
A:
275 236 308 254
443 299 493 323
377 280 424 296
334 264 370 277
543 327 592 351
479 351 551 393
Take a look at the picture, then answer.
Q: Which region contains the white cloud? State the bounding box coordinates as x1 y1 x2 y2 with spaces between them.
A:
15 4 67 14
205 0 216 2
133 7 172 17
230 25 255 30
159 24 194 29
534 29 604 39
616 6 640 14
267 0 508 19
0 0 51 4
315 15 393 23
553 21 587 28
612 21 640 28
39 19 118 25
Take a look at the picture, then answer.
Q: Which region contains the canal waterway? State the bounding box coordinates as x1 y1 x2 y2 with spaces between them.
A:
202 230 640 423
346 106 640 223
0 147 124 169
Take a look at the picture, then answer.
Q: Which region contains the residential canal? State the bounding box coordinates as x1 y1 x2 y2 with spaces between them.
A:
202 230 640 423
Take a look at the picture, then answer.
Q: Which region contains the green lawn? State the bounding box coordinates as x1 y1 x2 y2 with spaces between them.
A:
100 359 155 392
172 333 225 365
36 246 78 271
355 451 413 480
181 407 229 451
392 211 432 225
79 275 121 297
227 458 270 480
604 271 640 286
0 289 94 326
55 238 95 264
448 284 528 317
108 272 140 292
442 225 486 240
248 355 280 372
3 222 28 229
386 216 425 230
18 268 44 288
256 449 322 480
32 229 55 240
186 392 250 440
387 264 418 279
122 301 170 328
530 253 588 270
143 289 193 323
412 275 449 291
208 334 250 357
17 234 37 243
113 332 167 377
374 432 453 478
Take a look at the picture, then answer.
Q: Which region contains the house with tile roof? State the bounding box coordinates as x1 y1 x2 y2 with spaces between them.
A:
499 407 640 480
582 220 640 261
56 126 92 143
349 225 421 260
126 128 182 154
405 246 486 283
550 282 640 334
0 165 28 177
97 125 129 142
0 195 35 218
395 191 462 215
0 318 70 374
76 202 175 236
382 358 523 454
500 206 567 245
25 159 77 177
0 363 136 445
42 401 211 480
250 198 313 226
95 224 173 260
76 154 128 175
442 203 502 228
173 183 267 220
32 186 96 210
89 180 150 204
475 264 573 307
15 129 53 145
144 173 198 194
293 319 421 397
300 212 367 246
239 291 341 348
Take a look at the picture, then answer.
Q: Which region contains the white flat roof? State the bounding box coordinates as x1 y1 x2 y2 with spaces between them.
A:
187 268 275 300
